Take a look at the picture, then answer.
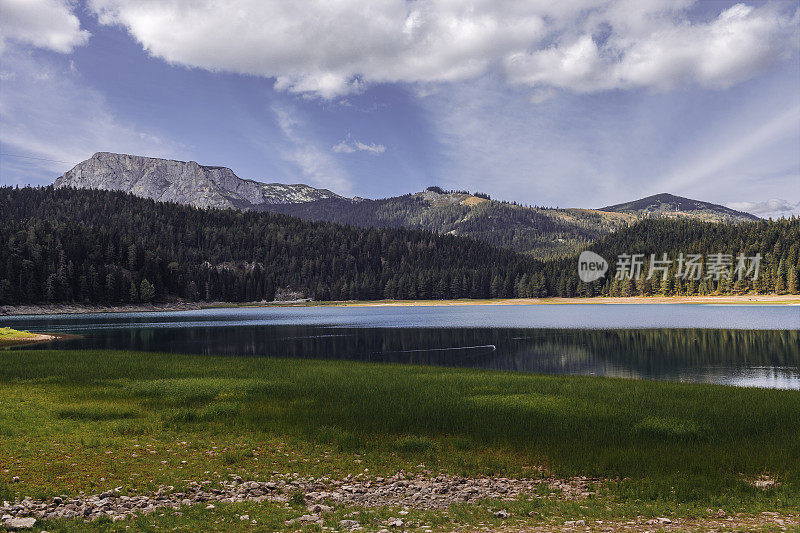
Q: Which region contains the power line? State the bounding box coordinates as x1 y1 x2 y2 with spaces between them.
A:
0 153 70 164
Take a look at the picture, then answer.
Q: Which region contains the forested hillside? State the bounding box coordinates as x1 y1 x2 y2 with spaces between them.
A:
262 189 631 258
0 187 540 304
540 218 799 297
0 187 796 305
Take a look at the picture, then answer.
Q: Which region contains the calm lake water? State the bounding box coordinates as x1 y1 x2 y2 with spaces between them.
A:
4 304 799 389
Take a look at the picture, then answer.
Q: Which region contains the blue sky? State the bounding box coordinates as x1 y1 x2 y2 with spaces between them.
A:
1 0 798 217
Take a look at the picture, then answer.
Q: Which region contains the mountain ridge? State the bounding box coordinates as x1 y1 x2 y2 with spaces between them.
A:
54 152 343 210
52 153 760 259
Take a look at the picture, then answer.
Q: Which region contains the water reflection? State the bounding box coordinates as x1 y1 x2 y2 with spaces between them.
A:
10 319 799 389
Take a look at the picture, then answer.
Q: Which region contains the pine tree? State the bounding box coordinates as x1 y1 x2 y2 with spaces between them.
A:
788 267 798 295
139 278 155 302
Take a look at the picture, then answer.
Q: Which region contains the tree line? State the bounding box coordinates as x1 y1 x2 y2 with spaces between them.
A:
0 187 542 304
0 187 796 305
540 218 799 297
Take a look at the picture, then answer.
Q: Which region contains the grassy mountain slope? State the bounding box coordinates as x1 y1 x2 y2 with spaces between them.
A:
262 188 634 259
600 193 759 222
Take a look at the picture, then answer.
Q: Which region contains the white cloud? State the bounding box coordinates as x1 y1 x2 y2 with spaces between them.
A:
728 199 800 219
506 3 800 93
420 57 800 210
0 49 179 185
272 104 352 194
87 0 799 99
0 0 89 54
332 139 386 155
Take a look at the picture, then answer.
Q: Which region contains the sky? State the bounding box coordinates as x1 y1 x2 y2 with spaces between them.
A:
0 0 799 218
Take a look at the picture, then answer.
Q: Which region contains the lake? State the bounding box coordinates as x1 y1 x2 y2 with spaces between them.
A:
4 304 799 389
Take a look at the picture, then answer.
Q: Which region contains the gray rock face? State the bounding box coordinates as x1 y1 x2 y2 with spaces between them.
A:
54 152 344 210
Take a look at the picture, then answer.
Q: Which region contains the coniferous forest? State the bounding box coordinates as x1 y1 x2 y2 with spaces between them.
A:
1 186 797 305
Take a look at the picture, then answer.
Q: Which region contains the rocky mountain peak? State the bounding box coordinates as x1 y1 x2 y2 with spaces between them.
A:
54 152 344 210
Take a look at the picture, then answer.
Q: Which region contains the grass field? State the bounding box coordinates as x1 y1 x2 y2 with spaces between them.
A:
1 349 799 530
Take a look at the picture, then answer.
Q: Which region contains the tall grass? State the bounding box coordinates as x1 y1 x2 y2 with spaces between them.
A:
1 349 799 508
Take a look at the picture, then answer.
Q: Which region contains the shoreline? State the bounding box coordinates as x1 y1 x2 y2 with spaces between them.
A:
0 331 76 348
290 294 800 307
1 294 798 316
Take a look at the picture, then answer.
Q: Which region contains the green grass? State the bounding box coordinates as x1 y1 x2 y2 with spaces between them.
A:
1 348 799 523
0 326 38 342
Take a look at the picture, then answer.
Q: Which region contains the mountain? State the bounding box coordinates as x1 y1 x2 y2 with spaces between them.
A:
54 152 343 210
0 186 538 304
1 187 795 305
600 193 759 222
262 187 634 259
51 154 760 259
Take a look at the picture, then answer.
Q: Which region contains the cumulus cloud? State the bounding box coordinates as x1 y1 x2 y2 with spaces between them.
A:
0 0 89 54
86 0 799 99
332 138 386 155
508 3 800 93
728 199 800 219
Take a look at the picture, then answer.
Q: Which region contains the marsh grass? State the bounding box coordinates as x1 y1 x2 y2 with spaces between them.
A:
57 405 140 421
1 348 799 515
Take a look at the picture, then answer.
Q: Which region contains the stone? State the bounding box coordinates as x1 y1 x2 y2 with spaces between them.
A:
564 519 586 527
55 152 344 210
387 518 404 527
2 517 36 530
494 509 510 519
286 514 322 526
339 519 361 529
308 503 333 514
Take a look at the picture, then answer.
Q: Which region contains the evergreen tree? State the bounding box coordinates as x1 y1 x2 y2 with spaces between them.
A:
139 279 156 302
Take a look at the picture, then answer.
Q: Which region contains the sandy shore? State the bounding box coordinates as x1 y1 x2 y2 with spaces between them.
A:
1 294 798 317
320 294 800 307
